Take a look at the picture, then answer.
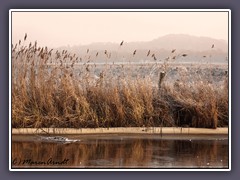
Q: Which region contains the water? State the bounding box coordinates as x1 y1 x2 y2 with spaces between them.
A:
11 134 228 169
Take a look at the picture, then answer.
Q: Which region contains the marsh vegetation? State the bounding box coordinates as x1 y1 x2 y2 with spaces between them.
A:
11 35 229 129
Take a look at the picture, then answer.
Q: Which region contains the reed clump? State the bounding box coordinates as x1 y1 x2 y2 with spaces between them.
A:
11 37 229 129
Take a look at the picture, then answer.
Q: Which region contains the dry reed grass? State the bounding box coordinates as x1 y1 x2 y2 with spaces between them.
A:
11 36 229 129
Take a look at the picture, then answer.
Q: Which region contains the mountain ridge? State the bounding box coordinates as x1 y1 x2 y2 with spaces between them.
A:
58 34 228 53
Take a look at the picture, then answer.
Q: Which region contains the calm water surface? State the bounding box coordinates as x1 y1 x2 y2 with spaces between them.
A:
12 134 228 169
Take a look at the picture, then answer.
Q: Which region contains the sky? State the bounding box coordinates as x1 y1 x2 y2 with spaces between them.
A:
11 10 229 48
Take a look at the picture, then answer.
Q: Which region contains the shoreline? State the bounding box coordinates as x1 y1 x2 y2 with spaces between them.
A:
12 127 228 135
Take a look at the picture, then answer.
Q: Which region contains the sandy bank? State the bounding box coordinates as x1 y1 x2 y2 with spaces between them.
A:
12 127 228 135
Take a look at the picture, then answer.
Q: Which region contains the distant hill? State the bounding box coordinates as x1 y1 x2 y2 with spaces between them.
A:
58 34 227 52
56 34 228 63
148 34 227 52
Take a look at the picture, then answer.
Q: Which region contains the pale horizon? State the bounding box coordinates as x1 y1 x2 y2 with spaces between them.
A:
11 11 229 48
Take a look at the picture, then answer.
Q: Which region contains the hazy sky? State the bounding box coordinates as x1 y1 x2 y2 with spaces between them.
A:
11 10 229 48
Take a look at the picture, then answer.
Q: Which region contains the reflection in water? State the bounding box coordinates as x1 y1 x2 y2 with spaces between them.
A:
12 135 228 169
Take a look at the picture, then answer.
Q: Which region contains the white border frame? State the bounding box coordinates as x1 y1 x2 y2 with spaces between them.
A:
9 9 231 171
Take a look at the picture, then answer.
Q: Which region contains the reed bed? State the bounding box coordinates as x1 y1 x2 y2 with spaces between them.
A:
11 37 228 129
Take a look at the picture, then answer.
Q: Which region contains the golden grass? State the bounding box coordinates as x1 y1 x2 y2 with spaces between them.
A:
11 37 229 129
